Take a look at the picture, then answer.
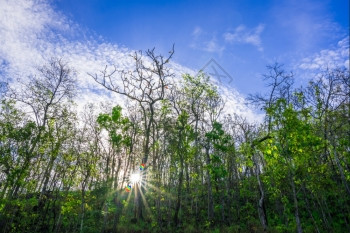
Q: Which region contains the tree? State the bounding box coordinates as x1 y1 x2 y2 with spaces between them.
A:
5 58 76 195
248 63 294 133
91 46 175 221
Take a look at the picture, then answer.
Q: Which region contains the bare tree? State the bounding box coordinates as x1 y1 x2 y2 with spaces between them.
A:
247 63 294 133
91 46 175 220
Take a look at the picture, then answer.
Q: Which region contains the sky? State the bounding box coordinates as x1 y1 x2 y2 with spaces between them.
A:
0 0 349 122
53 0 349 93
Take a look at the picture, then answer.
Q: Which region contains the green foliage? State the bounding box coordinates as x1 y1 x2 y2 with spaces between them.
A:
0 64 349 233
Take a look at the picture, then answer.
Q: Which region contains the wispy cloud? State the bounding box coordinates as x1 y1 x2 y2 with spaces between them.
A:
192 26 202 38
0 0 261 122
0 0 137 113
299 37 349 70
223 24 265 51
201 38 225 53
190 27 225 53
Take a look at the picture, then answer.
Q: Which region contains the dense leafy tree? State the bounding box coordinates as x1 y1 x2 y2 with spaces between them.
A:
0 54 349 232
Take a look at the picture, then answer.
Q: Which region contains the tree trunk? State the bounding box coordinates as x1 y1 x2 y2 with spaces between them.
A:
301 184 320 233
331 137 350 195
205 146 214 222
290 171 303 233
253 153 268 230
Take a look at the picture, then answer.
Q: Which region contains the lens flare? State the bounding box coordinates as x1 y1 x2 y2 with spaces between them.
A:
125 184 131 192
130 173 141 183
140 163 145 171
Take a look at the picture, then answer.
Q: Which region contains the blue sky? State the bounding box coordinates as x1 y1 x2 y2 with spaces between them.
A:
53 0 349 95
0 0 348 121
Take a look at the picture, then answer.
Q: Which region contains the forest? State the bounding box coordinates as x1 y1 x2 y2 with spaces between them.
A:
0 48 349 233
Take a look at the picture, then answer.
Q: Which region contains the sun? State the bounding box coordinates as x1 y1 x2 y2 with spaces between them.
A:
130 173 141 183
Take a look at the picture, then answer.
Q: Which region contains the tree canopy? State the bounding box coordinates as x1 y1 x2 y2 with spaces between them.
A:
0 52 349 233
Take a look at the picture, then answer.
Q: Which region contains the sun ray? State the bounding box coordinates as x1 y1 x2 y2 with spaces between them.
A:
139 186 152 217
146 182 176 201
121 187 134 215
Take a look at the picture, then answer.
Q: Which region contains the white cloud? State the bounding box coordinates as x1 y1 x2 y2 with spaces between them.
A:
219 84 263 123
0 0 261 123
190 37 225 53
190 27 225 54
0 0 134 114
203 38 225 53
299 37 349 70
192 26 202 38
223 24 265 51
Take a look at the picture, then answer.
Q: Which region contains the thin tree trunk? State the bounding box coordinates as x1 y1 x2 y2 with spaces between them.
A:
301 184 320 233
253 152 268 230
174 123 185 226
205 146 214 222
290 171 303 233
331 137 350 195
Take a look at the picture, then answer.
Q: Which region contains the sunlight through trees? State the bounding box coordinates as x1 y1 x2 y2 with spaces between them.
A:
0 50 349 232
